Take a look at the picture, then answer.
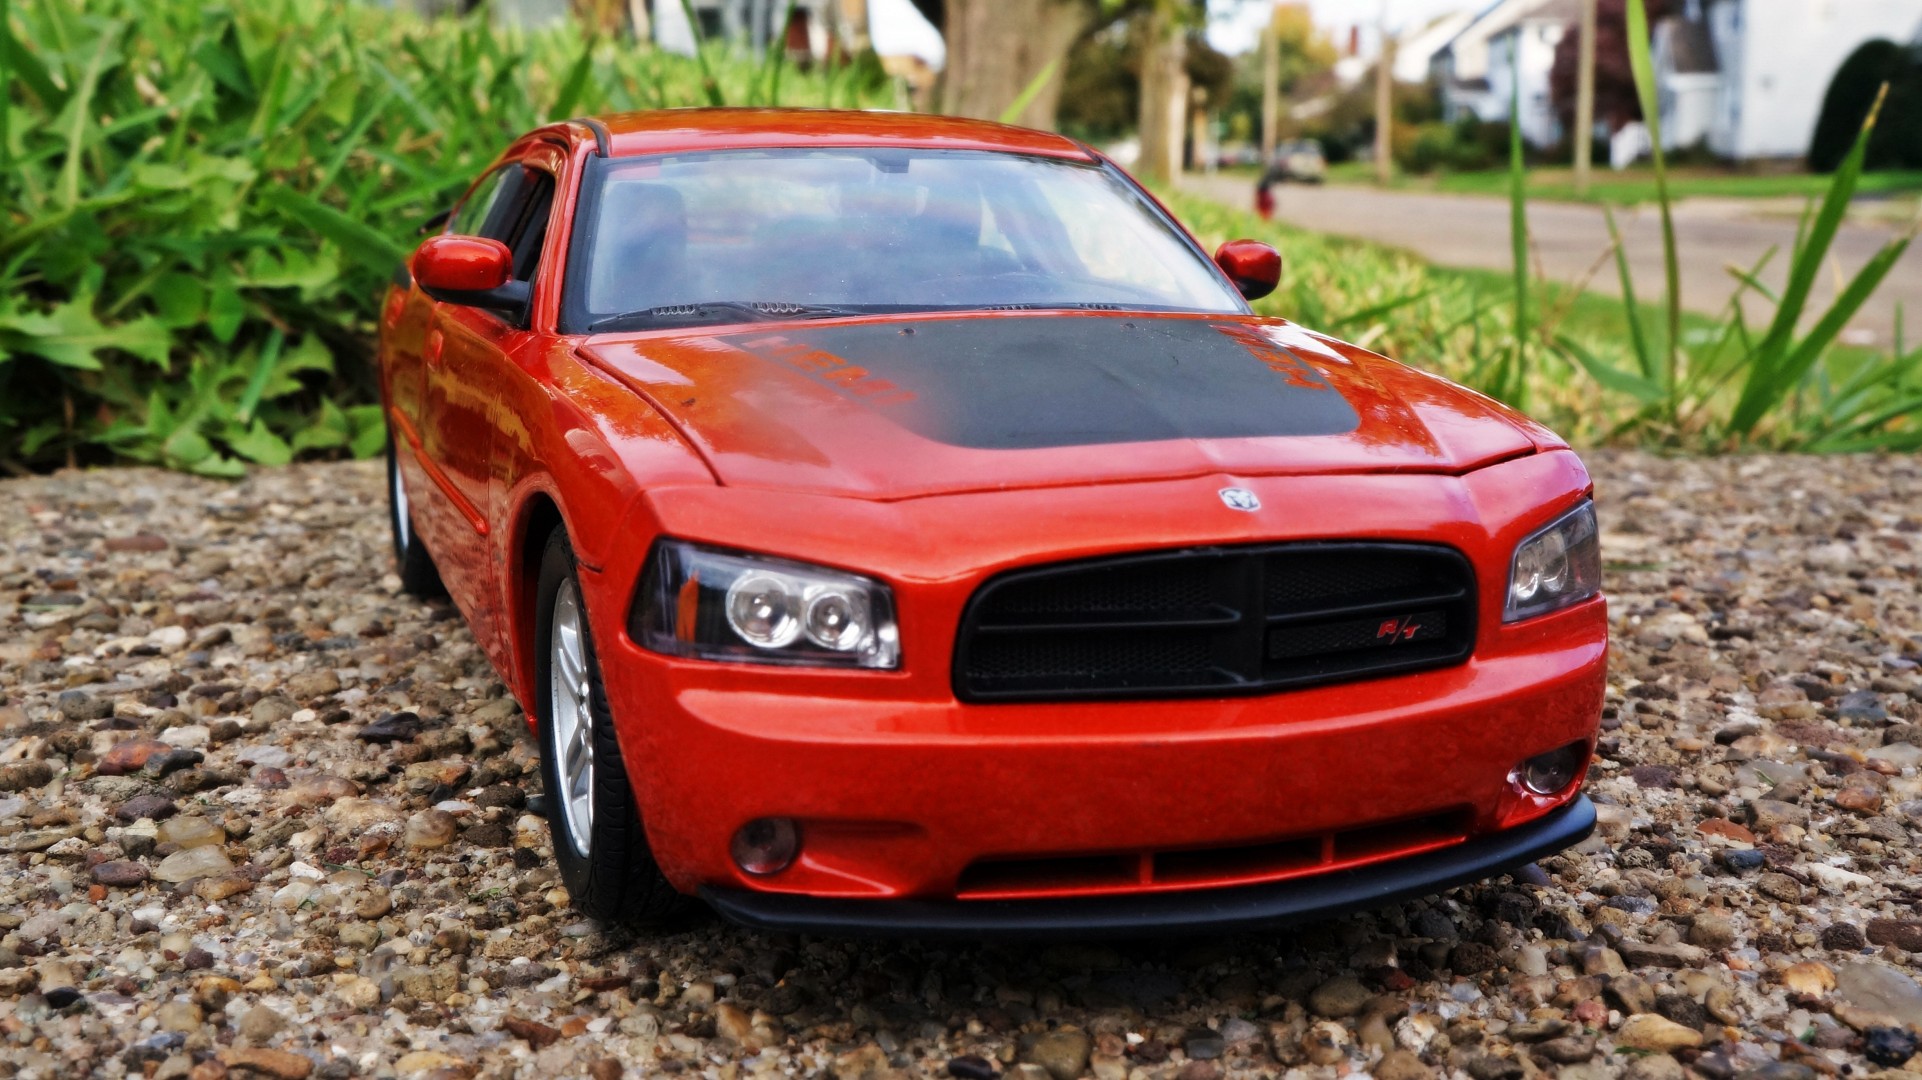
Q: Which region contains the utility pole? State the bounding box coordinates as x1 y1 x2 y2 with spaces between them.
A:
1573 0 1597 195
1374 6 1394 185
1260 21 1280 162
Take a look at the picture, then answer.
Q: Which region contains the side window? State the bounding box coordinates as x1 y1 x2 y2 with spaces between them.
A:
454 164 555 286
507 170 556 284
448 167 520 240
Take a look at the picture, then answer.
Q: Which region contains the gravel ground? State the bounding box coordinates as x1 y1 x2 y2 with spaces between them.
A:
3 452 1922 1080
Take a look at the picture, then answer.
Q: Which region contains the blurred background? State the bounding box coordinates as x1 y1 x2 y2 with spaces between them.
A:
2 0 1919 473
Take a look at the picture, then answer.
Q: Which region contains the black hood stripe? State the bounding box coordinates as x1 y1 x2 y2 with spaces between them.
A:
727 316 1360 450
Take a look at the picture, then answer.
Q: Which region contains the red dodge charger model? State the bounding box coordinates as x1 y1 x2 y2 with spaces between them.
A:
378 109 1604 936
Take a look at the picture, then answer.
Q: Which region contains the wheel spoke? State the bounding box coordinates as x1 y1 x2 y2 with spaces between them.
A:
547 578 598 859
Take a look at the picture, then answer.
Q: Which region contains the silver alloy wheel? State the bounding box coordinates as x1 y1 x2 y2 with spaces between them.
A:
549 579 594 858
391 453 412 552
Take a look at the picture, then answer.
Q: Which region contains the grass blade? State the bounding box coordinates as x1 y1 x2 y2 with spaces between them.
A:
1602 206 1656 382
259 183 409 273
1624 0 1680 408
1558 334 1667 405
56 21 120 210
1000 58 1061 125
1727 86 1888 435
548 34 596 119
1505 64 1529 410
678 0 726 106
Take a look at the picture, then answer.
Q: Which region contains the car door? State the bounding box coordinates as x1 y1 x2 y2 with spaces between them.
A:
417 155 559 648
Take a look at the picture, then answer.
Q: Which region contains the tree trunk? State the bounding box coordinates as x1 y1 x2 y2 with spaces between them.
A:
1135 5 1187 183
940 0 1093 130
835 0 871 54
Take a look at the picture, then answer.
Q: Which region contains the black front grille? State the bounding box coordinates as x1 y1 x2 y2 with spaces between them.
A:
954 543 1477 701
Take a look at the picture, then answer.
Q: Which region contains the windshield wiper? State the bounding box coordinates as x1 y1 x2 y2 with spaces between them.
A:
587 300 861 333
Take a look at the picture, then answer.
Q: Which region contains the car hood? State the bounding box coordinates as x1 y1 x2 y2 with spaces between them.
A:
579 311 1545 501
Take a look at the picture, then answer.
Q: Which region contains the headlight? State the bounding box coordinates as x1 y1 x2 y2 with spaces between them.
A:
1504 501 1601 623
631 540 900 669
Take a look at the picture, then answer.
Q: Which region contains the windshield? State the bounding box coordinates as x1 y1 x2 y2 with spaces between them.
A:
560 148 1245 332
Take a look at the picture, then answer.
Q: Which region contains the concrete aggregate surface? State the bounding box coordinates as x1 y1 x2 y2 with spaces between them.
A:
2 453 1921 1080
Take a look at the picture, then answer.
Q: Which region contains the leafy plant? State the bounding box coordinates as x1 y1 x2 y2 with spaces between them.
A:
1560 0 1921 450
0 0 888 474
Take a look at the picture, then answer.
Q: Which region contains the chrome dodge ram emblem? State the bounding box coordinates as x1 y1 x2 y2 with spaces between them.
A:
1219 487 1260 511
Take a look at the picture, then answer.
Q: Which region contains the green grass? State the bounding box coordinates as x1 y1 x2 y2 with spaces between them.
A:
1324 160 1922 207
1164 186 1920 450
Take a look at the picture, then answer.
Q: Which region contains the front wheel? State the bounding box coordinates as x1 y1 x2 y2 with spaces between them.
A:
534 529 687 923
386 433 445 598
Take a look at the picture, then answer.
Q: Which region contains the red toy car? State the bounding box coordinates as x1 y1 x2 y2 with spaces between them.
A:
378 109 1604 936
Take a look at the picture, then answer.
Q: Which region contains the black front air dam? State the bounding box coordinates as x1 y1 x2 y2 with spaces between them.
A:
702 794 1597 940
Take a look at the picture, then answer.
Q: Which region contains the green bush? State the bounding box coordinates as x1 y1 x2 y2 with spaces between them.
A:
1396 117 1509 175
0 0 887 474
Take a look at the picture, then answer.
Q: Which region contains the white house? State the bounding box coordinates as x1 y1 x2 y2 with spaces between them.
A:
1431 0 1539 125
1431 0 1577 148
1395 10 1478 85
1650 13 1720 150
1486 0 1578 148
1663 0 1922 161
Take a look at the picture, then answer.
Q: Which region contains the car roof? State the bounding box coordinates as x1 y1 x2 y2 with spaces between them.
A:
553 108 1094 161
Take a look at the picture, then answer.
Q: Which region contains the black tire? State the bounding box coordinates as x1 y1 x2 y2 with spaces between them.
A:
386 433 445 598
533 528 688 923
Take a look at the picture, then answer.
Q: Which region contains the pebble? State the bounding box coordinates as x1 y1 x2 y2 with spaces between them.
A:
157 815 224 849
218 1047 313 1078
1782 960 1837 995
91 859 150 887
1689 913 1737 950
1756 872 1804 903
1821 923 1868 951
193 875 251 901
0 761 54 791
1614 1013 1706 1053
1864 1027 1919 1068
239 1004 289 1043
97 738 173 776
1534 1035 1597 1064
284 773 360 807
403 809 458 848
357 711 421 744
1308 974 1372 1017
1374 1049 1434 1080
947 1055 996 1080
1018 1028 1091 1080
1834 961 1922 1029
1299 1020 1351 1066
1618 941 1708 969
117 794 178 821
1865 918 1922 952
152 845 235 883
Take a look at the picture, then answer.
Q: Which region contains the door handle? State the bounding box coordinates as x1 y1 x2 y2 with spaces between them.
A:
426 329 445 368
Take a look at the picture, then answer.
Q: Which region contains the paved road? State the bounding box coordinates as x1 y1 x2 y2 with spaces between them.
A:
1180 173 1921 347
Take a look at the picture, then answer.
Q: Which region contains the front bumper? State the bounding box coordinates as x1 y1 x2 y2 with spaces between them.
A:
590 598 1605 902
702 794 1594 938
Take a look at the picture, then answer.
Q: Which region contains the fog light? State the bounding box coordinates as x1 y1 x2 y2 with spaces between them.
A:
1520 742 1588 795
731 817 799 876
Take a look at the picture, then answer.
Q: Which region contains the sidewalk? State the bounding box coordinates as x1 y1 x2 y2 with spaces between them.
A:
1180 172 1921 347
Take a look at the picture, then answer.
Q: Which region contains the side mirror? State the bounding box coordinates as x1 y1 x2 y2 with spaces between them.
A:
412 235 530 318
1214 239 1282 301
